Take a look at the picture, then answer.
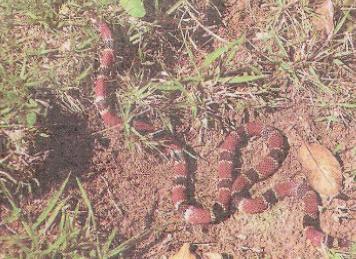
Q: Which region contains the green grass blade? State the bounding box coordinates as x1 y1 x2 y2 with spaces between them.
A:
40 198 68 236
201 45 229 69
166 0 185 15
339 103 356 109
334 10 351 35
107 231 146 258
201 36 244 70
32 174 70 230
22 221 38 248
75 66 92 85
107 228 153 257
0 181 21 223
75 177 95 227
153 80 186 93
102 228 117 257
221 74 267 84
40 234 67 256
76 177 101 257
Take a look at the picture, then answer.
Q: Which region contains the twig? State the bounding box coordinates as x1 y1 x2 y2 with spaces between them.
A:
100 175 125 216
184 2 228 44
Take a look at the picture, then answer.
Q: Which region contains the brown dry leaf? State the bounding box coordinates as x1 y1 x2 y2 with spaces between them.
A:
298 142 342 197
311 0 334 39
203 252 225 259
170 243 197 259
235 0 251 11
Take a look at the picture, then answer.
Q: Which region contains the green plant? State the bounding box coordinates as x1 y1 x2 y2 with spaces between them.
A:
327 243 356 259
0 176 145 258
120 0 146 18
115 31 265 145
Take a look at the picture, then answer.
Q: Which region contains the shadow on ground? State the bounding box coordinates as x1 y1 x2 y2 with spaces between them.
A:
34 92 95 193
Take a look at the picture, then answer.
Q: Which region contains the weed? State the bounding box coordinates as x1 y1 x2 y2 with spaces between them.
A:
0 175 147 258
326 242 356 259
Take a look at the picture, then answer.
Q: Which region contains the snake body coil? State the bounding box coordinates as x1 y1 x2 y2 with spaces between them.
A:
92 20 346 248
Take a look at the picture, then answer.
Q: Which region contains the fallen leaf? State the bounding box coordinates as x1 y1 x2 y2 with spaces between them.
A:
298 142 342 197
171 243 197 259
120 0 146 18
311 0 334 39
204 252 225 259
236 0 251 12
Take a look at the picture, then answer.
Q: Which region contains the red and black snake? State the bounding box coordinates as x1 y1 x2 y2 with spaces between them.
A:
91 19 347 248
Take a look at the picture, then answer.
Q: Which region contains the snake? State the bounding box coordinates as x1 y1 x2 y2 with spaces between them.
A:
91 19 348 248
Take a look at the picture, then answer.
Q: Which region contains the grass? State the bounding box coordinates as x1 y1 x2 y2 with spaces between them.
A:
327 243 356 259
1 0 354 146
116 0 354 130
0 0 355 257
0 175 152 258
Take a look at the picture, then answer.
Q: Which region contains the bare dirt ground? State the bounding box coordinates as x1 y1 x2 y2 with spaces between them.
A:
75 106 355 258
8 102 355 258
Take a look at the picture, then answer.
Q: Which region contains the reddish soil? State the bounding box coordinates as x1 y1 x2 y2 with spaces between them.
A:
78 104 355 258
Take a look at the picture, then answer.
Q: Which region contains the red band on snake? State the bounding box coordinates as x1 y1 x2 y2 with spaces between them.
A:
92 20 348 248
